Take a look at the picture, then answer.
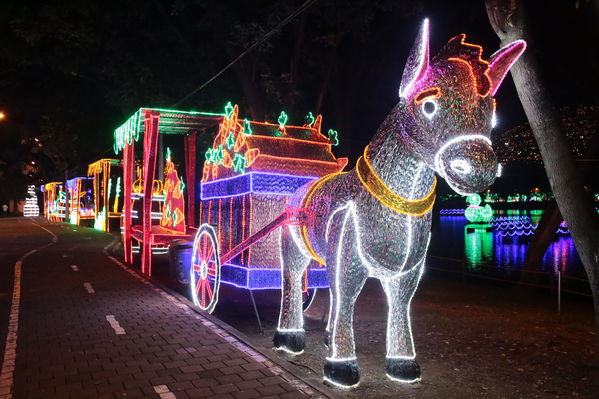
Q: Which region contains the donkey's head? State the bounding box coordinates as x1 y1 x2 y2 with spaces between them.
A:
398 19 525 195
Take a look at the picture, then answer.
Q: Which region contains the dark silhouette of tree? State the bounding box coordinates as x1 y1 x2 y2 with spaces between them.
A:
486 0 599 343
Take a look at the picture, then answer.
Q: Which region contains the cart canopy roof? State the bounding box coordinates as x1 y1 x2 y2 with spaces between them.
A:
88 159 121 176
202 103 347 181
113 108 224 154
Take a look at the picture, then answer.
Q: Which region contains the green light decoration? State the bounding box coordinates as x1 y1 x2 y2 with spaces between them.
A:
327 129 339 146
232 153 246 174
165 147 172 163
205 148 214 164
165 203 172 221
214 145 224 165
179 176 185 193
278 111 288 129
465 194 493 223
107 178 112 201
225 102 234 119
226 132 235 150
464 223 493 271
243 119 252 135
172 207 179 226
305 112 315 126
115 176 121 199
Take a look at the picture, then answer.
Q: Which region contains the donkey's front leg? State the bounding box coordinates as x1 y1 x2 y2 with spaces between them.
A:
324 214 368 388
274 226 311 354
381 260 425 383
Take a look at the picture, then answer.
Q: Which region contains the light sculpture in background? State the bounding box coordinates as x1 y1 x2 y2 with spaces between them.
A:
43 182 66 221
23 185 40 217
160 148 186 233
464 193 493 223
274 19 526 388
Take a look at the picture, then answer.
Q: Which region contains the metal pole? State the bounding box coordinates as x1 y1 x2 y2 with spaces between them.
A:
248 290 264 335
557 270 561 314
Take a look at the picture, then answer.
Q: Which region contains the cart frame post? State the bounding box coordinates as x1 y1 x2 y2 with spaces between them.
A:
184 132 197 228
141 112 160 276
122 144 135 263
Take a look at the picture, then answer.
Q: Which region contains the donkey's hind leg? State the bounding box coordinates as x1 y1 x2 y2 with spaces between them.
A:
323 209 368 388
381 260 425 383
274 226 311 354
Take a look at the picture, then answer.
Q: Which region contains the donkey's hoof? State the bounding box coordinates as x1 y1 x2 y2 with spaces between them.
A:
324 359 360 388
273 330 305 354
385 358 421 383
323 330 330 348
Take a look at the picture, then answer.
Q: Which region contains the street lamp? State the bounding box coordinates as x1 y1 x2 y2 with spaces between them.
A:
0 112 5 120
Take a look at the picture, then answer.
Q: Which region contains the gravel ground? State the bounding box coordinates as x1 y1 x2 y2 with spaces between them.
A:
208 269 598 398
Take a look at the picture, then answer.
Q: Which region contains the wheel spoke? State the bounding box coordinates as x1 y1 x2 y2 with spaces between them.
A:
200 234 209 259
195 278 202 297
192 263 201 272
201 279 207 307
206 279 213 300
205 244 214 264
207 261 216 276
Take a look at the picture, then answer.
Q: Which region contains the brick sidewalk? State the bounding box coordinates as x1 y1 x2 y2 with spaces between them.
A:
6 221 333 399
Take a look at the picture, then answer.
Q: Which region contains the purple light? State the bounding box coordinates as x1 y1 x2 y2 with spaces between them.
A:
200 171 318 200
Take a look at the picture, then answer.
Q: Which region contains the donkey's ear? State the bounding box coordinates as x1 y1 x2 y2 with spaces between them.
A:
399 19 430 98
488 40 526 96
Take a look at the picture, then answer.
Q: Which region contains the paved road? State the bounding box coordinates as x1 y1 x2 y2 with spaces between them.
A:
0 217 332 399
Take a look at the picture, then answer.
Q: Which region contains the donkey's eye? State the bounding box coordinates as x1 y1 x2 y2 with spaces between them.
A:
422 100 437 118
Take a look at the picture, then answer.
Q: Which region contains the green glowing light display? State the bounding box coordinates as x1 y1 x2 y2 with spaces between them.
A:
226 132 235 150
465 194 493 222
278 111 288 129
305 112 315 126
243 119 252 135
225 102 234 119
327 129 339 146
233 153 246 174
464 223 493 270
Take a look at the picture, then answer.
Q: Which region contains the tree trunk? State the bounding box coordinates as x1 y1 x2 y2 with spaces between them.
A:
524 201 562 272
486 0 599 344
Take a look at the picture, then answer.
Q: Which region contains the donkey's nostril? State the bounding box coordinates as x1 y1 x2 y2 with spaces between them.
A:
449 159 471 174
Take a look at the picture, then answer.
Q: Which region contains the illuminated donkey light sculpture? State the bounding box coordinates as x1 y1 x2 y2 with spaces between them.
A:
274 19 526 388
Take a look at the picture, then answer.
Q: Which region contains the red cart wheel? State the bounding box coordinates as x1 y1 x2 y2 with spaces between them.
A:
190 224 221 313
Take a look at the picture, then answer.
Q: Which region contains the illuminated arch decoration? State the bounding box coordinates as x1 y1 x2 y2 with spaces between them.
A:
160 148 186 234
274 19 525 388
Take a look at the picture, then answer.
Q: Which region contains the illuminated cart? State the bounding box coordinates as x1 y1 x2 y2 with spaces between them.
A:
87 159 123 231
42 182 66 222
114 107 224 277
191 104 347 313
66 177 95 225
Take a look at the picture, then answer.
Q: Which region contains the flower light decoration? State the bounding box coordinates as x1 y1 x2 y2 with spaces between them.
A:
274 19 526 388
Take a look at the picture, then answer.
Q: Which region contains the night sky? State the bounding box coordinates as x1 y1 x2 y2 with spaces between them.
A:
0 0 597 198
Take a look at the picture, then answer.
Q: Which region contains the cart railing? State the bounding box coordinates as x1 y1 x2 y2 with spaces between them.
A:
218 206 315 266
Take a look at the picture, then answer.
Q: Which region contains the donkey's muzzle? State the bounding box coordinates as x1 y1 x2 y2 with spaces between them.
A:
435 135 497 196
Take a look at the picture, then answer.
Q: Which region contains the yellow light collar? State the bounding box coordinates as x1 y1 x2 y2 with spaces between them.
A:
356 148 436 216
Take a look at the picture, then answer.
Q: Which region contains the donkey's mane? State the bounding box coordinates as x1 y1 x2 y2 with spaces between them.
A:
434 34 491 97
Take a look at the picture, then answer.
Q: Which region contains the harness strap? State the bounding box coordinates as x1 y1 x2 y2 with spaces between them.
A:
356 148 436 216
298 173 343 265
